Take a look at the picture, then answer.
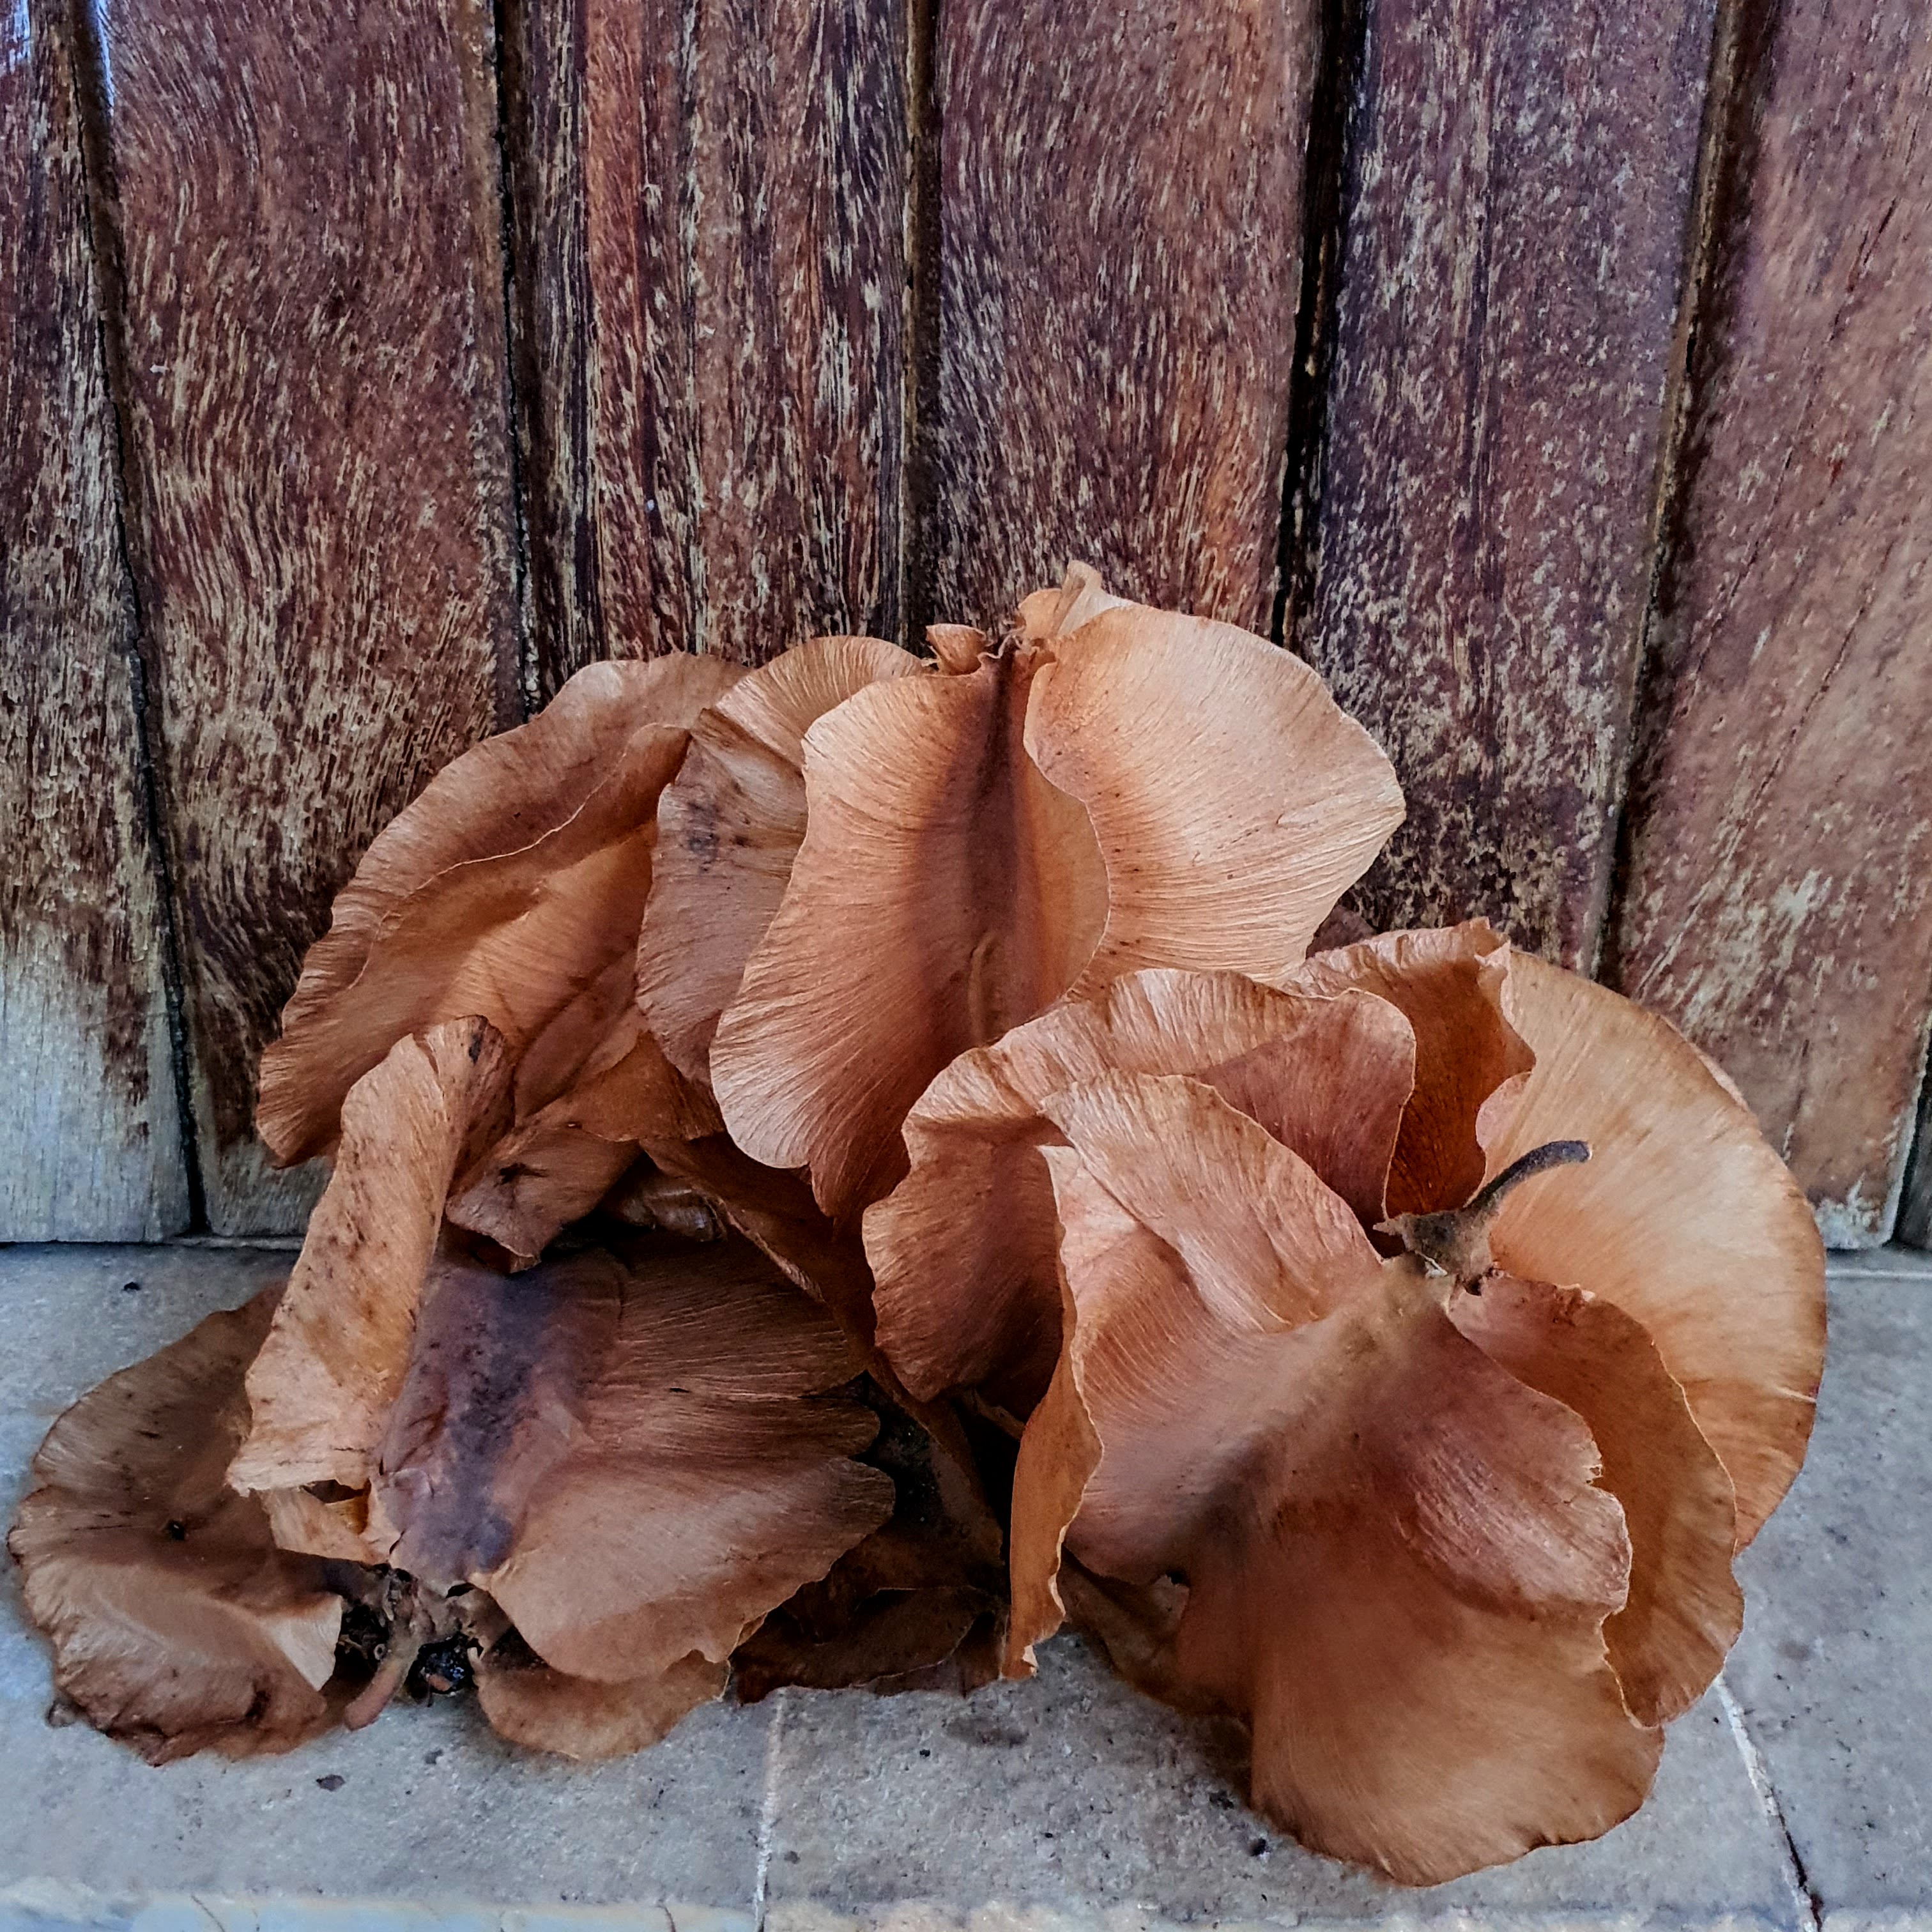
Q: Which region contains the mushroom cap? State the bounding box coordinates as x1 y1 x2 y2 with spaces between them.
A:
867 967 1414 1410
638 634 921 1092
710 571 1402 1225
258 654 740 1166
1007 1073 1664 1882
231 1015 516 1507
9 1287 346 1763
369 1239 894 1683
476 1636 728 1761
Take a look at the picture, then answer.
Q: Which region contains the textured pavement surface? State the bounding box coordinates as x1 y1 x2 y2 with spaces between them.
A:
2 1240 1926 1931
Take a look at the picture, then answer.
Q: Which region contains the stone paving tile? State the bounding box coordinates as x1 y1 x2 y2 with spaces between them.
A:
760 1632 1798 1926
0 1245 766 1915
1728 1271 1932 1913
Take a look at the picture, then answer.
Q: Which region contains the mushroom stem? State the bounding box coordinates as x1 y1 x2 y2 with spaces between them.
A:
1378 1140 1591 1291
342 1636 420 1729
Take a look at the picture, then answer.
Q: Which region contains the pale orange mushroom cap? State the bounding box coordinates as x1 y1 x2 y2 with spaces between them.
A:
986 931 1822 1879
710 569 1402 1225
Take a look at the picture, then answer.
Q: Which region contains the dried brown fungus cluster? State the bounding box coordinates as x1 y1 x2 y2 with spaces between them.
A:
10 567 1825 1883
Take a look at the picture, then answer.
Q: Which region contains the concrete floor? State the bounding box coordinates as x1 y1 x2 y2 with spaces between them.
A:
3 1240 1926 1932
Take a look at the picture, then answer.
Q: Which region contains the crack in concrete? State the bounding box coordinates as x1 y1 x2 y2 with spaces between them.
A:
1718 1672 1823 1932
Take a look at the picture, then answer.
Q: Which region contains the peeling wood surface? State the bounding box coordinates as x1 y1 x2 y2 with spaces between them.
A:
1299 0 1718 969
93 0 522 1232
1602 0 1932 1245
0 2 188 1241
513 0 907 687
926 0 1317 636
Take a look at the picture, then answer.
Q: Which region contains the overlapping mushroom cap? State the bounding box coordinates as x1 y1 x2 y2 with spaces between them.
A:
670 565 1404 1225
870 920 1823 1880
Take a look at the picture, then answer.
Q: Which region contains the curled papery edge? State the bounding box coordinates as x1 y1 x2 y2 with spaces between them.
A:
231 1016 515 1513
476 1638 728 1761
1279 919 1534 1218
1022 606 1404 997
1479 951 1826 1547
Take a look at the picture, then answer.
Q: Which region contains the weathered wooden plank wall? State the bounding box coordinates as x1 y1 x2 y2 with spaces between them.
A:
507 0 907 691
4 0 1929 1246
1601 0 1932 1246
924 0 1319 636
1294 0 1719 971
1 0 188 1239
84 0 523 1232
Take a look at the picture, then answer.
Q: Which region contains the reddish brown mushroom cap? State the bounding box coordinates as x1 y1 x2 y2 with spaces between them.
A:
258 654 741 1165
712 571 1402 1227
9 1288 347 1763
1281 919 1533 1216
369 1241 895 1682
1480 952 1826 1544
1453 1272 1742 1726
476 1639 728 1761
712 642 1108 1223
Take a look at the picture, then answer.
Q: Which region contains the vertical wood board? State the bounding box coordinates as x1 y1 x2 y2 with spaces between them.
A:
1300 0 1718 969
1604 0 1932 1244
514 0 907 687
93 0 523 1231
1 0 188 1240
928 0 1319 636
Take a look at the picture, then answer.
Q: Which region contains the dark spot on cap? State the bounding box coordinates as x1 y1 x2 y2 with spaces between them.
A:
316 1774 346 1791
121 1280 141 1293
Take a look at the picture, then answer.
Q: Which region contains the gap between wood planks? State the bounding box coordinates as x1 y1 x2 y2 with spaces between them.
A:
61 0 209 1236
1271 0 1365 656
487 0 540 720
1595 0 1750 983
900 0 943 652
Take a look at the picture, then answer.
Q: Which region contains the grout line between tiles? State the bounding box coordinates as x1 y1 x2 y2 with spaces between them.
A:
1717 1673 1822 1932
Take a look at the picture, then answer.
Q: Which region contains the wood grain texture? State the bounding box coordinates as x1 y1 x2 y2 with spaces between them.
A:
927 0 1317 636
94 0 521 1232
1602 0 1932 1245
1298 0 1718 968
1 1 188 1239
511 0 906 688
